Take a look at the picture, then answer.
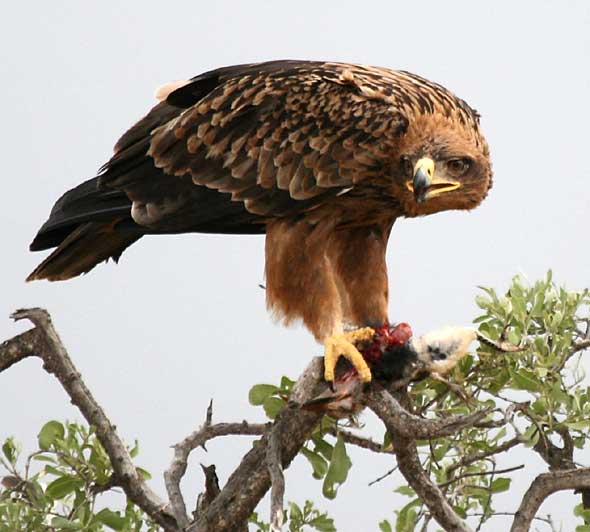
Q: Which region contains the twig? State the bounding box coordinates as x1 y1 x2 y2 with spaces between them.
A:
194 464 221 521
446 435 525 476
331 429 393 454
368 465 399 487
438 464 524 489
511 468 590 532
572 339 590 353
164 401 268 528
267 425 285 531
470 512 553 526
3 308 177 531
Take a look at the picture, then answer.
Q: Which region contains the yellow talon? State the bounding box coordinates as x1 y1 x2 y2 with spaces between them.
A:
323 327 375 383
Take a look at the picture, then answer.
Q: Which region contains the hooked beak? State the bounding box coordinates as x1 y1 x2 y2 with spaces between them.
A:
406 157 461 203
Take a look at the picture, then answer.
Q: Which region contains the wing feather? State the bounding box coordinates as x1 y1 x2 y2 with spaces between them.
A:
99 60 483 223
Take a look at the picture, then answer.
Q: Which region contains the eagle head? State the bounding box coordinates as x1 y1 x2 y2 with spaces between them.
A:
394 114 493 218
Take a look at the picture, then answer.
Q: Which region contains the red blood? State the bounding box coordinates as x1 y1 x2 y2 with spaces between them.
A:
361 322 413 365
334 322 414 382
383 322 413 345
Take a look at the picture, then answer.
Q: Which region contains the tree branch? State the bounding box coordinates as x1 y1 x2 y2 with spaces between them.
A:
366 388 473 532
2 309 177 531
392 432 471 532
335 429 393 454
0 327 42 371
511 468 590 532
188 358 324 531
446 435 525 476
267 423 285 531
164 400 268 528
438 464 524 489
365 387 493 440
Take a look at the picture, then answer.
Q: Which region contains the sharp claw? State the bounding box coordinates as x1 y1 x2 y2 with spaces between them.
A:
323 328 375 384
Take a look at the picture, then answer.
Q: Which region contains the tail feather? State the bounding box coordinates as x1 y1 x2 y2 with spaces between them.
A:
27 222 142 282
28 176 144 282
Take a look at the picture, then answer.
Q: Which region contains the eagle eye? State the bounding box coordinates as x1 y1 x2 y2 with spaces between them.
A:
446 158 471 177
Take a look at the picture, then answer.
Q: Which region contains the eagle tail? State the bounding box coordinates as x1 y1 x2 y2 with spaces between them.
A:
27 222 142 281
27 177 143 282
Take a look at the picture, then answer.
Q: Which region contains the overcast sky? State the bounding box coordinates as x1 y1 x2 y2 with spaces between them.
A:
2 1 589 530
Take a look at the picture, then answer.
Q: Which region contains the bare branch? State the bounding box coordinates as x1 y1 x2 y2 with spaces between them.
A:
267 424 285 531
4 308 177 531
365 387 493 440
335 429 393 454
188 358 325 531
368 465 399 487
438 464 524 489
572 338 590 353
392 431 472 532
366 388 473 532
164 401 268 528
511 468 590 532
446 435 525 476
0 327 41 371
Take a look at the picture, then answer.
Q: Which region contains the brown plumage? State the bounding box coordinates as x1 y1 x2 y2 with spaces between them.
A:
28 60 492 381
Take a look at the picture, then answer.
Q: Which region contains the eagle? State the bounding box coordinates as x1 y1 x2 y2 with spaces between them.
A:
27 60 492 384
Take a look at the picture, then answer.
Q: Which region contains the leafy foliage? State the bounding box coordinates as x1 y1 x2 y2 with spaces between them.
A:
250 500 336 532
384 272 590 529
251 272 590 530
0 421 157 532
2 273 590 530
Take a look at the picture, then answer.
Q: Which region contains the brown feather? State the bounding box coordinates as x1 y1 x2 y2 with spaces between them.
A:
30 60 492 346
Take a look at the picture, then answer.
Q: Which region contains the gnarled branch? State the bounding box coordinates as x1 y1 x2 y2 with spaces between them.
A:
365 388 474 532
2 309 177 531
164 399 268 528
511 468 590 532
365 387 493 440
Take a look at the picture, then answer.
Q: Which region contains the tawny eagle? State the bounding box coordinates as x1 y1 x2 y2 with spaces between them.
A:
28 61 492 383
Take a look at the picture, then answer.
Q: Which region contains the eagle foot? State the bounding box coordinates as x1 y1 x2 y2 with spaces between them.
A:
323 327 375 384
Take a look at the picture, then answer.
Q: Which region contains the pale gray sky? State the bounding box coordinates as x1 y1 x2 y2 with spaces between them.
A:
1 1 589 530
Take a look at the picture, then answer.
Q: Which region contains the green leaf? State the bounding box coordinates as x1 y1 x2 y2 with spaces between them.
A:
38 420 65 450
475 295 491 310
45 475 84 500
95 508 126 531
248 384 279 406
288 501 302 521
575 526 590 532
33 453 56 463
300 447 328 479
50 516 83 530
25 479 48 508
379 520 393 532
309 514 336 532
129 440 140 458
395 499 420 532
263 396 285 419
313 438 334 461
490 477 511 493
2 437 17 465
322 436 352 499
382 430 392 451
279 376 295 393
136 466 152 480
565 420 590 431
508 367 542 392
394 486 415 497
